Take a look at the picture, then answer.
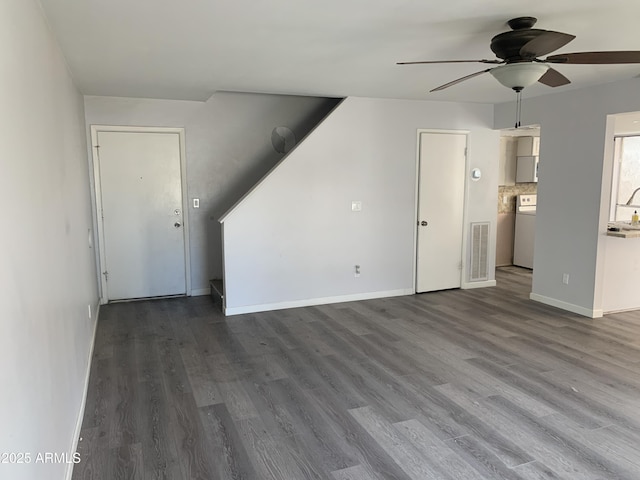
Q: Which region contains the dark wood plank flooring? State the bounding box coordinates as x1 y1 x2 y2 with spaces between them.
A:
73 267 640 479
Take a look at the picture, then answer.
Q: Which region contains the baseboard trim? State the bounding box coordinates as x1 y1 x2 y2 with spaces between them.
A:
224 289 414 316
604 306 640 314
66 302 100 480
461 279 497 290
529 293 603 318
191 288 211 297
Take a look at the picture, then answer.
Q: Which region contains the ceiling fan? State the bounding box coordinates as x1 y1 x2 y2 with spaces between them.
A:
398 16 640 93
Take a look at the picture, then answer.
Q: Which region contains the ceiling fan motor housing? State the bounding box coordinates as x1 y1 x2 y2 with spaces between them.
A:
491 29 546 61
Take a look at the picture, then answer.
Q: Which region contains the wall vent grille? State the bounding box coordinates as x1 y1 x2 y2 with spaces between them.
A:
470 222 490 282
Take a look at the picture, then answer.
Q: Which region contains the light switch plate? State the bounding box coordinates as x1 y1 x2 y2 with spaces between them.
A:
193 198 200 208
351 201 362 212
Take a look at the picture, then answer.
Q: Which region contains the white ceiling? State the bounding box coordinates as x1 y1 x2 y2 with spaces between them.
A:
38 0 640 104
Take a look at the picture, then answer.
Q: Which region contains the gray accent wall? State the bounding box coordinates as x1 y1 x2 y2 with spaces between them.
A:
84 92 339 294
494 77 640 316
0 1 99 479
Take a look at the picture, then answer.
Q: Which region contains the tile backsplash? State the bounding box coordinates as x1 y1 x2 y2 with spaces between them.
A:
498 183 537 213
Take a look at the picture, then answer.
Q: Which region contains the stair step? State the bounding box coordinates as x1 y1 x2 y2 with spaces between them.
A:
209 279 223 310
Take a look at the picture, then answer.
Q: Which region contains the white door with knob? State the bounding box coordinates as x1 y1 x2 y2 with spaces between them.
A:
416 131 466 293
94 128 188 301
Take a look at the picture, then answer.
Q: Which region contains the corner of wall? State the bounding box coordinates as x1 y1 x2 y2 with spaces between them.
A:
530 293 603 318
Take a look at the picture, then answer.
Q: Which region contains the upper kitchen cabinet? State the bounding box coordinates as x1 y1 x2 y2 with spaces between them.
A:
517 136 540 157
499 136 518 186
516 156 538 183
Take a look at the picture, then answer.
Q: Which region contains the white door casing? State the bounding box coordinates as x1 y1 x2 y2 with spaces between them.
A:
416 131 467 293
91 126 190 302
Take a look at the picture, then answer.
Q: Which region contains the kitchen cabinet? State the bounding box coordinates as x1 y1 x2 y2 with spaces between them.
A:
516 156 538 183
517 136 540 157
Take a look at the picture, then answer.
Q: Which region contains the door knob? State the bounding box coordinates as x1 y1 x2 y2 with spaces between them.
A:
421 221 428 226
174 222 182 228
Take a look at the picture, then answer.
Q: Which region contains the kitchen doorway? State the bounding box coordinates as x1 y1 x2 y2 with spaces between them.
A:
496 126 540 270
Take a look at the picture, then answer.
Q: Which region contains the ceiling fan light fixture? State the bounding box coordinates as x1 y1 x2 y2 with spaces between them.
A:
490 62 550 90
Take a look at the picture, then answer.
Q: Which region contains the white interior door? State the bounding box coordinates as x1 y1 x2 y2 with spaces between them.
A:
97 130 187 300
416 132 466 293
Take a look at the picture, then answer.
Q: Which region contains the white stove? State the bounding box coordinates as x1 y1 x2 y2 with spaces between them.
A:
514 194 536 269
516 193 537 213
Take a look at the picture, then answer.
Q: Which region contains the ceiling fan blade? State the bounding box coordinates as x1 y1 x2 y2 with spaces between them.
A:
430 68 493 92
520 31 576 58
538 67 571 87
546 51 640 64
397 59 503 65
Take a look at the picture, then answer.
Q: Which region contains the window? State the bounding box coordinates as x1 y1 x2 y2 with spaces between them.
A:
611 136 640 221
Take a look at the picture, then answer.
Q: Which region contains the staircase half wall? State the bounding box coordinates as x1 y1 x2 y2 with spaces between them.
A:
220 96 499 315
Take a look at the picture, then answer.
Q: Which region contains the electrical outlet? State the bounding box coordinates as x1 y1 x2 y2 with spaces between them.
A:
562 273 570 285
354 265 361 277
351 201 362 212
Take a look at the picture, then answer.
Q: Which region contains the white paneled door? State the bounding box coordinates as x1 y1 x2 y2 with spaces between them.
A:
416 132 466 293
96 130 187 301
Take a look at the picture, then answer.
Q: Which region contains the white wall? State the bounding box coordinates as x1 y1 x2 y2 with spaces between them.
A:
221 96 499 314
0 1 99 479
84 93 338 294
494 78 640 317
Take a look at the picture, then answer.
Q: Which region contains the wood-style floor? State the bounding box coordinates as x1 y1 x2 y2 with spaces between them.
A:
73 267 640 480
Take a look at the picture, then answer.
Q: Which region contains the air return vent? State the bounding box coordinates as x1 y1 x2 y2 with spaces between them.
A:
470 222 490 282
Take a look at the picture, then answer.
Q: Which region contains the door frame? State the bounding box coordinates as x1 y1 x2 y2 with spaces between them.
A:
413 129 470 293
90 125 191 303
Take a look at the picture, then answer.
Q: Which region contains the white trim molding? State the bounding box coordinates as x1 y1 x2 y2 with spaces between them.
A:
65 303 100 480
461 280 496 290
224 289 414 316
604 306 640 315
530 293 604 318
191 288 211 297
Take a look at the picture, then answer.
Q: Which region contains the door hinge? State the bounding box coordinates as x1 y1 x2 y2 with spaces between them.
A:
103 271 109 281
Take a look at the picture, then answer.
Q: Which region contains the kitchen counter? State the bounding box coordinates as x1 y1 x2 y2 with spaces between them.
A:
607 230 640 238
607 222 640 238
